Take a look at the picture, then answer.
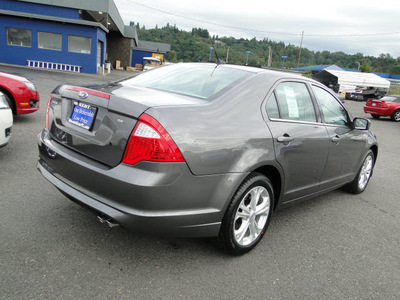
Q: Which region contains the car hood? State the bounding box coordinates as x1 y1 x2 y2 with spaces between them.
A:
0 71 29 82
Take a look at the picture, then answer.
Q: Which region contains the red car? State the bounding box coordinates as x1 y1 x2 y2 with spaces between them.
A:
0 71 40 115
364 95 400 122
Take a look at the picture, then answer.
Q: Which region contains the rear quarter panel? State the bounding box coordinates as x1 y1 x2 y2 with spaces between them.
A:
147 73 280 176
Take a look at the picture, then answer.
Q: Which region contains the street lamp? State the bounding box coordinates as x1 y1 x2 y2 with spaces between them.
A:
246 51 251 65
209 47 213 61
281 56 287 69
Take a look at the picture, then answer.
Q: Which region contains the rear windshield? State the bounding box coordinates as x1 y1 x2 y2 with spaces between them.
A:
381 96 400 103
120 64 252 100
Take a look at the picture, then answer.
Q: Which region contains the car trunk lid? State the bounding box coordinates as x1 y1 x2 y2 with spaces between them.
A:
46 84 203 167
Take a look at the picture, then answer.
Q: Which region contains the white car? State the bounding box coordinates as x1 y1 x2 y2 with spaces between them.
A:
0 92 13 148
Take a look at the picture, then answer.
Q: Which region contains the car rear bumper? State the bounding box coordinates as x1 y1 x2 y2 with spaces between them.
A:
363 106 390 116
37 130 245 237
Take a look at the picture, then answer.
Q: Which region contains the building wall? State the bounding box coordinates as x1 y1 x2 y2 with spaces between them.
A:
0 0 79 19
0 14 106 73
131 50 165 67
107 34 131 69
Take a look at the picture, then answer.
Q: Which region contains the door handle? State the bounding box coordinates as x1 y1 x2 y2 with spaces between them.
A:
277 135 293 144
331 135 340 144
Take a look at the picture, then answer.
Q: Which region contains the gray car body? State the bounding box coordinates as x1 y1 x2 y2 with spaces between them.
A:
37 63 378 237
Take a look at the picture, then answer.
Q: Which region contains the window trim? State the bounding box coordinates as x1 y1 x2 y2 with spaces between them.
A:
265 80 319 123
6 27 32 48
67 35 91 54
310 84 351 127
38 31 62 51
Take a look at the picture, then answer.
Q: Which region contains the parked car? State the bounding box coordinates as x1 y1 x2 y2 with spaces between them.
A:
364 95 400 122
0 92 13 148
37 63 378 255
0 71 40 114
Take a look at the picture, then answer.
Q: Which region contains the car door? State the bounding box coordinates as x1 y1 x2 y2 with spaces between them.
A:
311 85 366 189
265 81 330 203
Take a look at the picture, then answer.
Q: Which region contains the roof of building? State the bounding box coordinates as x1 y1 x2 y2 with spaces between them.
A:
15 0 137 41
0 9 108 32
135 41 171 53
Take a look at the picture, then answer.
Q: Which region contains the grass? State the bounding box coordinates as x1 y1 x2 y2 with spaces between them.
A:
389 86 400 95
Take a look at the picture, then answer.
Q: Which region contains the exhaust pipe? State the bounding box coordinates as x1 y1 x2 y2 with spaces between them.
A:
97 215 120 228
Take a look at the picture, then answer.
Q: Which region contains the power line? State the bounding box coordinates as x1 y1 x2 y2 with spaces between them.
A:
122 0 400 38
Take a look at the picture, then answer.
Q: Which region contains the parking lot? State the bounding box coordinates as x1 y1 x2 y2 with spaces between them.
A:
1 64 399 299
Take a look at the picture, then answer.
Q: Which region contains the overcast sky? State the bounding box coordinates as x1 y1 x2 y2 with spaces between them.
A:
114 0 400 58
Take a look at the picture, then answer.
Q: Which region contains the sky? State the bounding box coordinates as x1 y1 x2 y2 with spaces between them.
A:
113 0 400 58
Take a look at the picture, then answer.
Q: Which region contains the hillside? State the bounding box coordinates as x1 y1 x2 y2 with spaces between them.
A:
136 24 400 74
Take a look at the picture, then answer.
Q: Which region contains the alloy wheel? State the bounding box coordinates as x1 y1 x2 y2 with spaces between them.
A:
233 186 270 246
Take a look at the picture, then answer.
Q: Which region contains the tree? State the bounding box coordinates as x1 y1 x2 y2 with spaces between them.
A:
360 63 372 73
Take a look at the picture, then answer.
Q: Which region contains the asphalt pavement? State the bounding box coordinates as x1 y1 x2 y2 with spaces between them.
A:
1 64 399 299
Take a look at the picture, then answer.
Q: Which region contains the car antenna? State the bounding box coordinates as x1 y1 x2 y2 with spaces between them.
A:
213 43 225 65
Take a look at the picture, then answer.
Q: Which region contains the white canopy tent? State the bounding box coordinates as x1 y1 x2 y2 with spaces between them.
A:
313 70 391 90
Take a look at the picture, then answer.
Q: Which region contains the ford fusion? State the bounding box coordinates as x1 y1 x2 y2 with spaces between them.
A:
37 63 377 255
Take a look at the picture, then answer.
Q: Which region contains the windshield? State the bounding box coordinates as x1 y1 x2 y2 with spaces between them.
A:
120 64 252 100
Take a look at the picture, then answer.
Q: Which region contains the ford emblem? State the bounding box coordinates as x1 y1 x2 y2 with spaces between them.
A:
77 91 89 99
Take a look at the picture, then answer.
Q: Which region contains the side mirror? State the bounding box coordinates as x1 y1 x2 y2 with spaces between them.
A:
352 117 370 130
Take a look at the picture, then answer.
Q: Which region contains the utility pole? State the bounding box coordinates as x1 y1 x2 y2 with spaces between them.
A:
267 47 272 67
226 47 230 63
297 31 304 68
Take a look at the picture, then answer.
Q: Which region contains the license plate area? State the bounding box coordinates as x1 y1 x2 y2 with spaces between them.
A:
372 103 377 106
68 102 97 130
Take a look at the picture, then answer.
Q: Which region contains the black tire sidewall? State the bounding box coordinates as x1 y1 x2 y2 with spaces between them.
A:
345 150 374 194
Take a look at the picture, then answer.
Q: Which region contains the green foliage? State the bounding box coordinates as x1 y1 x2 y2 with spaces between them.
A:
302 69 313 78
136 25 400 74
360 63 372 73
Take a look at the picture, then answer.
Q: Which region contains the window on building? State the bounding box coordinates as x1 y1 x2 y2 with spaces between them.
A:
6 27 31 47
68 35 91 54
38 32 62 51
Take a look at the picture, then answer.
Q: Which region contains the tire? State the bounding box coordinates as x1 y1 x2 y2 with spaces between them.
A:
2 93 15 114
343 150 374 194
216 173 274 256
371 114 380 119
391 110 400 122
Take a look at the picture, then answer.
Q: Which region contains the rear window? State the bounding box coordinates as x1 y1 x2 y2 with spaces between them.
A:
120 64 252 100
381 96 400 103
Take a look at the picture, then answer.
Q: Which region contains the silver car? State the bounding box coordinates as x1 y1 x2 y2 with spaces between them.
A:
37 63 377 255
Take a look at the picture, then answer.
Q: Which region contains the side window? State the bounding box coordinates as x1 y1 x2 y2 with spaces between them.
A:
312 86 348 125
273 82 316 122
266 93 280 119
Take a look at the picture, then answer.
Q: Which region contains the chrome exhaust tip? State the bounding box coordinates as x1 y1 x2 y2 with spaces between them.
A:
97 215 120 228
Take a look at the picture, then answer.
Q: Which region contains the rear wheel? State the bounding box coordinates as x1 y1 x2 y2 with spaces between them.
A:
371 114 380 119
343 150 374 194
216 173 273 255
391 110 400 122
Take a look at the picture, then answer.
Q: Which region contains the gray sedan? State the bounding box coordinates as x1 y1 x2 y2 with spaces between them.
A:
37 63 377 255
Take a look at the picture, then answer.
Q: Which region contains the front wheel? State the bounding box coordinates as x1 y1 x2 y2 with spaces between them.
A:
343 150 374 194
391 110 400 122
216 173 274 255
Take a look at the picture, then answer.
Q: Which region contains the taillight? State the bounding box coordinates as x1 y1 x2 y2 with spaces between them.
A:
366 99 372 106
377 101 388 108
122 113 185 165
45 95 52 129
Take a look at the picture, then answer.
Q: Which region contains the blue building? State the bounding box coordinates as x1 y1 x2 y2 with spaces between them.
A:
0 0 138 74
131 40 171 67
